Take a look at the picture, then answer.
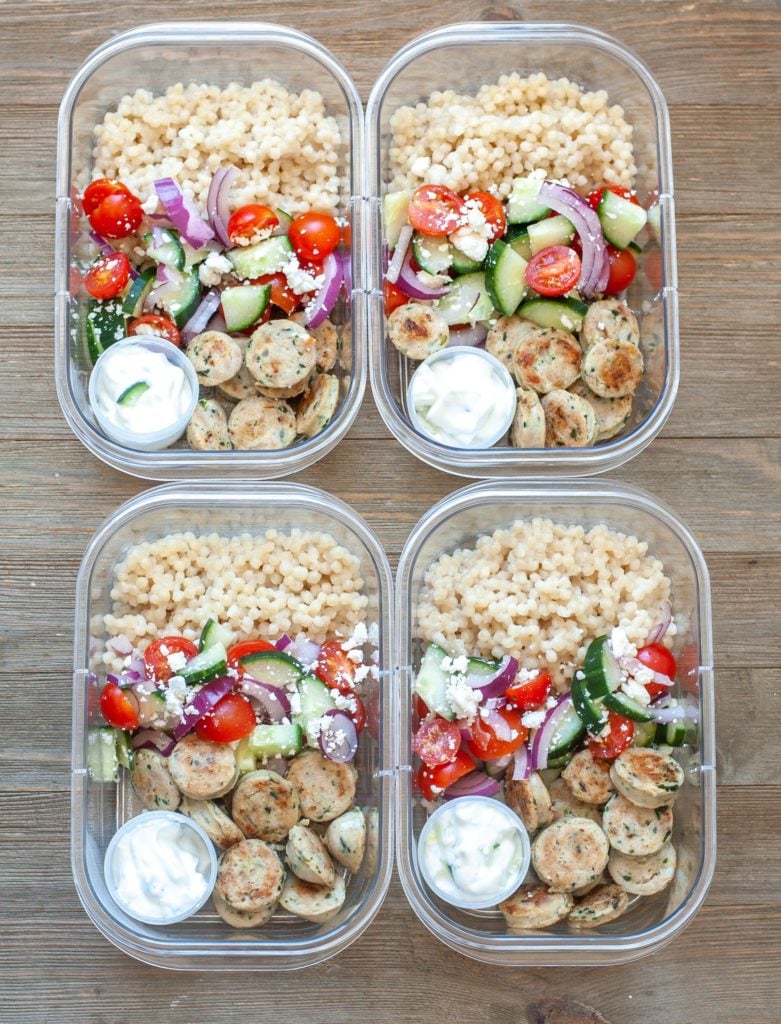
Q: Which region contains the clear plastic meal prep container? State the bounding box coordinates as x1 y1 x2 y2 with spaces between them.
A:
56 21 677 481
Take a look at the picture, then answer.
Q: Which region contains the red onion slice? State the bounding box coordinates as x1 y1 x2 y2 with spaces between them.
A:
305 252 342 330
385 225 412 284
180 289 221 345
397 246 450 300
172 676 235 741
154 177 215 250
107 635 133 656
645 600 673 645
274 634 292 652
511 744 531 781
537 180 607 297
530 693 575 770
447 323 488 348
239 678 290 723
648 699 687 724
441 770 500 800
206 166 238 247
318 709 358 763
466 656 518 700
286 636 321 667
264 756 287 776
131 729 175 757
340 249 353 300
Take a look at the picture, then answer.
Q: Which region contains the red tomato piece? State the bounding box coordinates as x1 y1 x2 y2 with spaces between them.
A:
587 712 635 760
251 272 298 314
127 313 181 347
414 695 430 720
143 636 199 683
383 279 408 315
525 245 581 297
604 245 637 295
348 693 367 734
412 718 462 767
464 707 528 760
416 749 476 800
288 211 340 261
227 204 279 245
505 671 552 712
226 638 276 674
644 247 663 292
88 191 143 239
315 640 356 695
463 190 506 242
636 643 677 680
645 681 670 701
82 178 133 216
195 692 256 743
586 184 641 211
100 681 140 730
84 252 131 301
407 184 466 237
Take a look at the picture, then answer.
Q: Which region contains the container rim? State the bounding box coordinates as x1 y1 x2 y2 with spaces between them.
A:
394 479 716 965
71 481 395 969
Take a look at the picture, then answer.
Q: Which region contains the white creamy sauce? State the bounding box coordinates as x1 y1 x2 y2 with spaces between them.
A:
410 352 515 448
111 817 211 922
94 344 192 435
421 799 525 903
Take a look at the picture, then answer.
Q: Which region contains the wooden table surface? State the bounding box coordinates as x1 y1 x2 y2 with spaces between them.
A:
2 0 779 1020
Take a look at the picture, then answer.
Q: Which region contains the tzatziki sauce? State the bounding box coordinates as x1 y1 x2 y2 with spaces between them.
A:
93 342 192 435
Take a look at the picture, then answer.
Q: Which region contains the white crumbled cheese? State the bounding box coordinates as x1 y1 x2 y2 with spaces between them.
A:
163 675 188 718
306 715 325 746
410 155 431 177
416 269 451 289
288 689 302 717
354 664 371 684
346 649 364 664
574 669 586 681
609 627 637 659
141 194 159 215
515 667 540 685
197 250 232 286
449 225 489 263
166 650 187 673
368 622 379 646
545 695 559 709
441 654 468 675
332 690 358 713
620 676 652 706
632 665 655 686
341 622 368 651
445 675 480 719
282 254 323 296
521 709 547 729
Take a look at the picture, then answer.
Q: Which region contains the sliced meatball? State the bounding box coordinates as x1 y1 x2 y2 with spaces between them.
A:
610 748 684 808
387 303 449 361
285 823 336 886
362 806 379 875
499 883 573 930
548 776 603 825
608 842 677 896
186 398 232 451
168 734 238 800
582 338 644 399
568 883 631 929
509 387 546 448
486 316 538 380
512 328 582 394
131 749 180 811
278 873 346 923
179 796 245 850
581 299 640 351
212 886 275 929
246 319 317 389
187 331 243 386
568 378 632 441
531 817 610 893
542 389 598 448
290 311 339 372
216 336 257 402
228 395 297 450
286 750 357 822
561 749 615 806
602 793 673 856
215 838 284 912
231 769 300 842
505 769 554 833
254 378 311 400
295 373 340 439
572 873 607 897
324 808 366 874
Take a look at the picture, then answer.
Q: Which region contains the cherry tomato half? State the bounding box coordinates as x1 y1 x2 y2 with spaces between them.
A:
227 204 279 245
226 638 276 674
127 313 181 347
465 707 528 761
407 184 466 237
195 692 256 743
587 712 635 760
84 251 131 301
463 190 507 242
143 636 199 682
100 681 140 730
251 272 298 314
604 245 637 295
88 191 143 239
416 749 475 800
82 178 133 216
348 693 367 734
288 212 340 261
586 184 641 211
505 671 552 712
636 643 677 680
315 640 356 695
526 245 581 297
412 717 462 766
383 279 408 315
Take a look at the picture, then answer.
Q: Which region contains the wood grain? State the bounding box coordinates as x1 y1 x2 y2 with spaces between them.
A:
2 1 780 1021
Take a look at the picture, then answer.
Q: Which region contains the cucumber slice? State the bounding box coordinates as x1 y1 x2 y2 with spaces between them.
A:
221 283 271 332
506 226 532 262
122 266 156 317
434 271 495 326
571 673 608 732
627 240 643 255
485 239 528 316
383 190 412 250
412 233 452 275
228 235 294 280
414 643 454 721
274 208 293 233
87 727 119 782
239 650 303 688
449 243 483 274
527 215 575 255
294 674 337 732
85 299 127 364
516 297 588 333
179 642 228 686
116 380 150 407
198 618 233 653
598 189 648 250
633 720 657 748
582 635 623 698
546 749 576 770
235 736 257 774
158 266 201 328
656 718 696 747
547 702 587 759
249 722 304 759
115 729 135 772
144 227 185 270
466 656 501 679
506 177 551 225
603 690 654 722
647 202 661 242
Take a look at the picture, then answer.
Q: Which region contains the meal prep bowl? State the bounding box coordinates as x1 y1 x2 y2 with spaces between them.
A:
55 23 365 480
395 480 715 965
71 482 393 969
366 23 679 477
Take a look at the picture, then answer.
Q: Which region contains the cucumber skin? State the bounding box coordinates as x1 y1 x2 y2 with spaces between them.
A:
221 283 271 332
484 240 528 316
516 297 587 333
